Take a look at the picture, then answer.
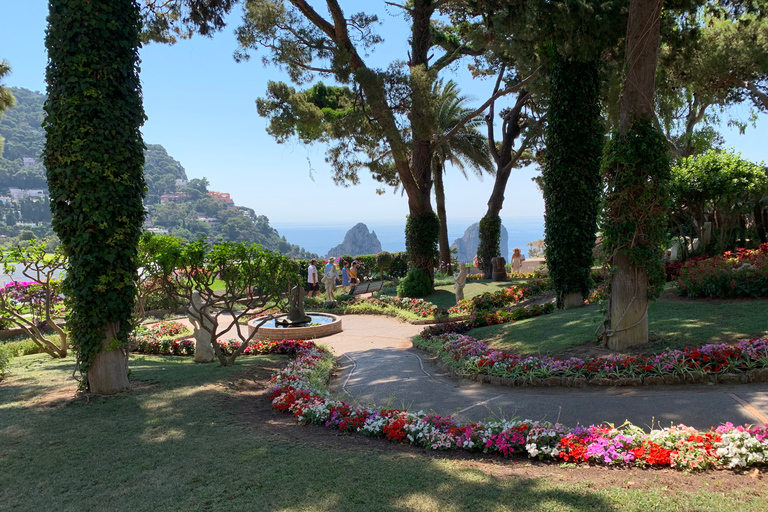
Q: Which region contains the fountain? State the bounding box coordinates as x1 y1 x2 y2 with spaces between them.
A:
247 285 342 341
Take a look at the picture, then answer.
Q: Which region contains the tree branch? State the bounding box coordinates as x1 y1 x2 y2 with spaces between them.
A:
433 69 538 152
744 80 768 110
486 67 506 165
288 0 337 41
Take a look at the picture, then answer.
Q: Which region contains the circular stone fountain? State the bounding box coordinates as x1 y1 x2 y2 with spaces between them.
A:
247 313 342 341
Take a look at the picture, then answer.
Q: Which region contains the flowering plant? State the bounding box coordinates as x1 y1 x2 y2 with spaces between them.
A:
449 279 554 315
416 326 768 383
675 244 768 298
268 340 768 470
130 321 193 355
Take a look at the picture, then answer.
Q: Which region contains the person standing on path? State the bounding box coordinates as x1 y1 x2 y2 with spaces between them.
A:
348 262 359 295
341 260 350 293
307 259 319 298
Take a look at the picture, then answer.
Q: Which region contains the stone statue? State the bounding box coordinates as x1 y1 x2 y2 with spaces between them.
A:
277 285 311 325
453 263 467 303
491 256 507 282
322 259 338 301
187 290 216 363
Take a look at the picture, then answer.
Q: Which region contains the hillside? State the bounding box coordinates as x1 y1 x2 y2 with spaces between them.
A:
0 87 316 258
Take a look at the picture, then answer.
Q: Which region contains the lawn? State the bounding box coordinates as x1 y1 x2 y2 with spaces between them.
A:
470 298 768 356
426 278 529 310
1 353 765 511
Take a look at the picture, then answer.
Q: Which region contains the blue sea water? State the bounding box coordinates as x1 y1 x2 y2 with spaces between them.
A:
272 217 545 259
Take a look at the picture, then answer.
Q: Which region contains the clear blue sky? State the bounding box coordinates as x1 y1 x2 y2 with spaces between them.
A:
1 1 765 228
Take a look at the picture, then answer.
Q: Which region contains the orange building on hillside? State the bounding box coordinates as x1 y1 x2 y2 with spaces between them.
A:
208 191 235 207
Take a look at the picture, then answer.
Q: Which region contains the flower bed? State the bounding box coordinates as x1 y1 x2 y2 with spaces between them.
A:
130 319 317 357
449 279 553 315
675 244 768 298
268 341 768 470
414 327 768 385
130 321 193 355
419 302 555 340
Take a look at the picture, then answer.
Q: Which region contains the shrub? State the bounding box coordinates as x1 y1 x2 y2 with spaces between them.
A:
376 251 393 278
397 268 432 298
664 254 709 282
389 252 409 279
676 245 768 298
2 338 46 357
0 345 10 380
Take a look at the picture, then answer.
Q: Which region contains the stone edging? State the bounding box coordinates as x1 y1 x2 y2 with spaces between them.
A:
417 345 768 388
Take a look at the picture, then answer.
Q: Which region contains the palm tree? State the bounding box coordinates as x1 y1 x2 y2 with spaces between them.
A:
431 80 493 275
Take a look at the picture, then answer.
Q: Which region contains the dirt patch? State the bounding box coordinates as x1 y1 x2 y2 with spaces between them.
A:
230 361 768 493
26 383 80 409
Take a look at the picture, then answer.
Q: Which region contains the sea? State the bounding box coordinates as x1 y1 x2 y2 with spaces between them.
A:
272 217 545 259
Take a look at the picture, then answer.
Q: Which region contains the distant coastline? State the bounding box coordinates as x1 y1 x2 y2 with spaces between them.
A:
273 217 545 259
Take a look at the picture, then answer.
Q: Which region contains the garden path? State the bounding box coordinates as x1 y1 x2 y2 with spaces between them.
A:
323 315 768 430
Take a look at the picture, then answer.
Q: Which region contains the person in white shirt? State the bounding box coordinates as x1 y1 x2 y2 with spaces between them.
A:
307 259 319 297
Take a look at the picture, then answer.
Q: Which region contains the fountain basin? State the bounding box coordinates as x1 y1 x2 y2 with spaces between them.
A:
247 313 342 341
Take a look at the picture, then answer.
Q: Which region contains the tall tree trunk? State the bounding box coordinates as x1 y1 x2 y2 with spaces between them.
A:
44 0 145 392
88 322 130 394
754 200 767 244
403 0 438 287
543 55 603 309
478 89 531 280
607 0 663 350
433 162 452 275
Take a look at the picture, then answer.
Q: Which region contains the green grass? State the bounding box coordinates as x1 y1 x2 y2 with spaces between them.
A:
1 354 765 511
471 299 768 356
426 278 529 310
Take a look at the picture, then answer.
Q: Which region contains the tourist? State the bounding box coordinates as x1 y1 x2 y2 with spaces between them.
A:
341 260 350 293
511 248 524 274
472 254 479 268
323 258 338 301
348 261 359 295
307 259 319 298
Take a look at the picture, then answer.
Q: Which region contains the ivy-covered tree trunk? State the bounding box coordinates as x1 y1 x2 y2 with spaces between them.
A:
44 0 146 393
542 54 603 309
603 0 667 350
477 214 501 279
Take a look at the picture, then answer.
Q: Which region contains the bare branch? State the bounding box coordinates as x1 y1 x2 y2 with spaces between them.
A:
433 69 539 152
743 80 768 110
486 67 506 165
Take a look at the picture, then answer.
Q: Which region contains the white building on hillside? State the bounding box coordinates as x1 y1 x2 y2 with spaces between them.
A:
9 188 48 201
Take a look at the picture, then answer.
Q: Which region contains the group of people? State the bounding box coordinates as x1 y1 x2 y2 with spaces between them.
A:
471 248 525 273
306 258 360 300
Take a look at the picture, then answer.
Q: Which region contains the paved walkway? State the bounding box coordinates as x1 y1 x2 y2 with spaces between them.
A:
320 315 768 430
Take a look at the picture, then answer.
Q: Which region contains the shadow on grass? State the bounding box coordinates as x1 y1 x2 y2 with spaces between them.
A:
0 353 619 512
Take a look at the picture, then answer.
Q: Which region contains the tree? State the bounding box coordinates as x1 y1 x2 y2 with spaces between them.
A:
0 241 67 358
431 80 493 275
44 0 146 393
237 0 499 288
655 5 768 159
477 79 541 280
0 60 15 157
543 51 604 309
670 149 768 252
152 237 300 366
601 0 670 350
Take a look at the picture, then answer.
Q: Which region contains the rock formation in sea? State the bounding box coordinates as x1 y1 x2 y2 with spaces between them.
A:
450 222 509 263
326 223 382 257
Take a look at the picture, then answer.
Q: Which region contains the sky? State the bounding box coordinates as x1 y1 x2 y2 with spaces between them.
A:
1 1 766 231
